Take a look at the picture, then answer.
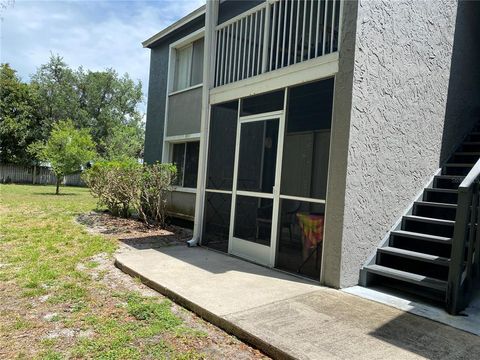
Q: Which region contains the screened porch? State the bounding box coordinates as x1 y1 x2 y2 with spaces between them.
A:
201 77 334 280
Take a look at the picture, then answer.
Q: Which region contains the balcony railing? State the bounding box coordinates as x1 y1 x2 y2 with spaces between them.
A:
214 0 342 88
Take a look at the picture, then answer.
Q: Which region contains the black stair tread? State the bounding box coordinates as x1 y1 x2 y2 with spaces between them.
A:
378 246 450 266
391 230 452 243
453 152 480 155
414 201 457 208
403 215 455 225
462 142 480 145
444 163 475 167
364 265 447 291
434 175 466 179
424 188 458 193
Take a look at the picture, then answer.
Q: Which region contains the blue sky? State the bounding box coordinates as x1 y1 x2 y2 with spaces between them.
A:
0 0 205 112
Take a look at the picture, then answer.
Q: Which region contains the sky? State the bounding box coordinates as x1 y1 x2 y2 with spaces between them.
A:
0 0 205 112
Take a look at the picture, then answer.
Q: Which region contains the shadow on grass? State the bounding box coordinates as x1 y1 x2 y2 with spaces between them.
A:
33 192 80 196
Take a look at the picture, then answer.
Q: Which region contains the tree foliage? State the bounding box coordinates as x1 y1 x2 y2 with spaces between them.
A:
74 66 143 157
1 55 144 165
0 64 41 164
30 55 79 139
30 120 96 194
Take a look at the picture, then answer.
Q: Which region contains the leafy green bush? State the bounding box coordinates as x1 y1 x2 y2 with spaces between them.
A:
83 160 141 218
137 163 176 227
83 161 176 227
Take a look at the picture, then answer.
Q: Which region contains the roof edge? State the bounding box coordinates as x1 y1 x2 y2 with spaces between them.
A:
142 4 206 48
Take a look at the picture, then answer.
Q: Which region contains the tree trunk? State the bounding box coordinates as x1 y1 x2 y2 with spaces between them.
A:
56 178 61 195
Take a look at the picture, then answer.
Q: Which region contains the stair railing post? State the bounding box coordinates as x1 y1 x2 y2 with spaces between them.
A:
462 182 479 309
466 183 479 288
475 185 480 278
447 186 470 314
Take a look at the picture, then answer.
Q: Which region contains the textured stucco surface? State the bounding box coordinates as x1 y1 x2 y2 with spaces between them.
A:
339 0 460 287
321 0 358 288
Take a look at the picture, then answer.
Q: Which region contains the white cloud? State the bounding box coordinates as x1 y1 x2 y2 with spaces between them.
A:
0 0 205 112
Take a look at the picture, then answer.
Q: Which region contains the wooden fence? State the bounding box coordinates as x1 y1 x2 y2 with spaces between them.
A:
0 164 85 187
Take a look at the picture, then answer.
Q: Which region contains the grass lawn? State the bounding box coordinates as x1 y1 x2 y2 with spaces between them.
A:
0 184 264 360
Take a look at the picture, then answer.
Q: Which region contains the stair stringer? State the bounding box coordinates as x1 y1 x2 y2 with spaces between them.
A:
359 168 442 287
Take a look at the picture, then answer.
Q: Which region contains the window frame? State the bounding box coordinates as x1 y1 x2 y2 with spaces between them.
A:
167 29 205 96
173 43 194 92
161 28 205 170
168 137 201 192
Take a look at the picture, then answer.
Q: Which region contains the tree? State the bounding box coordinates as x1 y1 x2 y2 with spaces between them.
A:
30 55 79 139
1 58 144 166
0 63 41 164
31 56 144 159
30 120 96 194
103 122 144 161
74 67 144 158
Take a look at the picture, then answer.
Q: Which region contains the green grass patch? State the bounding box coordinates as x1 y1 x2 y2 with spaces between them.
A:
12 316 33 331
0 184 210 359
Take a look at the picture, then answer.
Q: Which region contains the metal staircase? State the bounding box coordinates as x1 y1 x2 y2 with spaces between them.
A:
361 129 480 314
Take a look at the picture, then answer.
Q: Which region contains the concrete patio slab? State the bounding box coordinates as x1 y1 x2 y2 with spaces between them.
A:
115 246 480 360
343 285 480 336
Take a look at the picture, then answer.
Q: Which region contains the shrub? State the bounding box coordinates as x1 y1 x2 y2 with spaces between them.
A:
83 160 142 218
137 163 176 228
83 161 176 227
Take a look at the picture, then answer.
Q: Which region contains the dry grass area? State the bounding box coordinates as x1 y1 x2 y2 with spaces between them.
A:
0 184 268 360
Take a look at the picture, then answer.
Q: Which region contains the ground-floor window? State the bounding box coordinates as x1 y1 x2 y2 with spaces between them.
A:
171 141 199 188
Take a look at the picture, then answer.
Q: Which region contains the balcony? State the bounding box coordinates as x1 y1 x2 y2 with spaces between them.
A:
214 0 342 88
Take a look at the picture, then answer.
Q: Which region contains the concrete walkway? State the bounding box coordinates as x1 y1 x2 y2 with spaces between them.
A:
115 246 480 360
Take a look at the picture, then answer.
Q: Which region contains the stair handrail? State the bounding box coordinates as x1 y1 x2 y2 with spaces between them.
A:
446 158 480 314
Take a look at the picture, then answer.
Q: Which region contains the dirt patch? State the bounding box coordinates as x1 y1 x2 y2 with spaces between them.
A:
77 211 192 250
75 211 269 359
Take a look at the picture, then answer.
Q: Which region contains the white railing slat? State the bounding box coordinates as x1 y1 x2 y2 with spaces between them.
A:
301 0 307 61
315 0 321 57
221 28 226 85
247 14 253 77
294 0 300 64
281 0 288 68
262 3 271 73
308 0 314 59
270 1 277 71
275 0 283 70
223 26 229 84
287 0 294 66
229 24 234 83
322 0 329 56
253 11 258 75
330 0 336 53
258 9 264 74
242 17 247 80
238 18 243 81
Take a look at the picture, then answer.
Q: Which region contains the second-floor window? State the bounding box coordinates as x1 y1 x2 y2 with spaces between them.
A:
173 38 204 92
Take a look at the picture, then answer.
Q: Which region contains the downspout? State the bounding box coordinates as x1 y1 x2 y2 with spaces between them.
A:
187 0 218 247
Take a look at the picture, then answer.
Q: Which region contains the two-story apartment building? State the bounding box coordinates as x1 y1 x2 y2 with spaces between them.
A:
143 0 480 315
